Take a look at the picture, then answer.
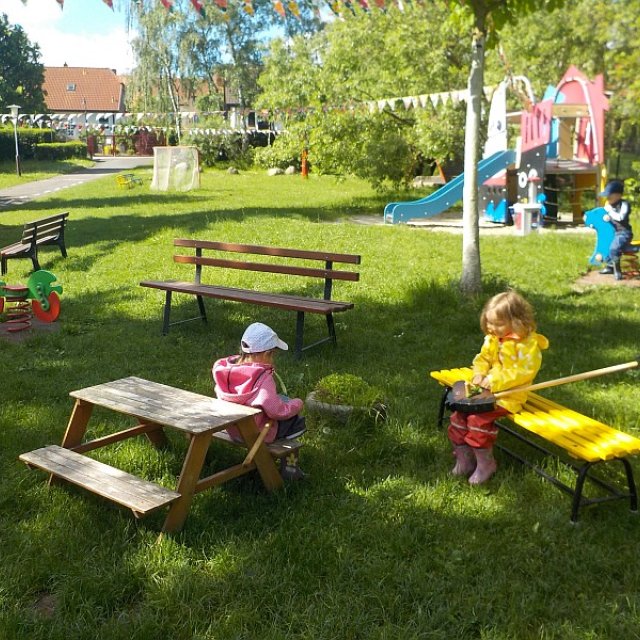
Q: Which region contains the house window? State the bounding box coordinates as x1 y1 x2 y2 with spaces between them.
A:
66 83 76 91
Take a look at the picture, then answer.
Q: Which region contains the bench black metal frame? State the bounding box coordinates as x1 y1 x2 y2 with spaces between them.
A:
435 383 638 523
0 212 69 275
140 239 361 357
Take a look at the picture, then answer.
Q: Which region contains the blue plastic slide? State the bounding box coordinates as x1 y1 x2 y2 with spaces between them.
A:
384 149 516 224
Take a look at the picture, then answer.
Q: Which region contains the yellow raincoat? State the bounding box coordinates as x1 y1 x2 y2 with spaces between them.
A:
472 331 550 413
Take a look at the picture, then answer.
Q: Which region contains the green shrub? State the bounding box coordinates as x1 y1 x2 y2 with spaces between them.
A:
253 131 302 170
0 126 56 161
34 141 88 161
314 373 384 408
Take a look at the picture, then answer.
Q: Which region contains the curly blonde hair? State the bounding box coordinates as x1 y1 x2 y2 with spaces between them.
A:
480 290 536 337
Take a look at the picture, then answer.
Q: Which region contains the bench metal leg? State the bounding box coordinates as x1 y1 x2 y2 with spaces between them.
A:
295 312 305 358
571 463 592 523
196 295 207 324
326 313 337 345
162 291 172 335
437 387 449 428
620 457 638 513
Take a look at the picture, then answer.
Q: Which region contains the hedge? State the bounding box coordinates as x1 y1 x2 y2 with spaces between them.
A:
34 141 88 161
0 126 55 161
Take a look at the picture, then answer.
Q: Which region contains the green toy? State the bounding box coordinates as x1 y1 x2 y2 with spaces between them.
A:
0 270 63 323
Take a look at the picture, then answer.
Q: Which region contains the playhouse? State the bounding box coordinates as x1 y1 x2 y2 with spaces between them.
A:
385 66 609 225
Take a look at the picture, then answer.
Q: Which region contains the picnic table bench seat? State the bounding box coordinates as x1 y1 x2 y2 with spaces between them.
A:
140 240 361 357
0 212 68 275
431 366 640 522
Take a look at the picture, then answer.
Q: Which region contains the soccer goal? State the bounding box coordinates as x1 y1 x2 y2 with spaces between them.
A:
150 146 200 192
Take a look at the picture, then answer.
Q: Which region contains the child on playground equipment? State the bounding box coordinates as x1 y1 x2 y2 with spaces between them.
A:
448 291 549 485
212 322 306 444
598 179 634 281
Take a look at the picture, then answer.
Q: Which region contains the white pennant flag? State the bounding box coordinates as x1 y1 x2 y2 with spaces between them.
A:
419 95 428 108
402 96 413 109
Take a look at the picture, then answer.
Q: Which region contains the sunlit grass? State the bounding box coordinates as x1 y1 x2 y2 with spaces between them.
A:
1 167 639 639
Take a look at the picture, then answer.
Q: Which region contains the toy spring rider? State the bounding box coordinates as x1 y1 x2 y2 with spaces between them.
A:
0 270 63 333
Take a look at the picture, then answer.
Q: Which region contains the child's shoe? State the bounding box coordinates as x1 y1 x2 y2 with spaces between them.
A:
469 447 497 485
451 444 476 477
598 264 614 275
613 260 623 281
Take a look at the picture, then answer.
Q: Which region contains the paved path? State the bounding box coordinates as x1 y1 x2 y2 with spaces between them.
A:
0 156 152 211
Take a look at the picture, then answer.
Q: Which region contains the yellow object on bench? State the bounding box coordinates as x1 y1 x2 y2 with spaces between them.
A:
431 366 640 522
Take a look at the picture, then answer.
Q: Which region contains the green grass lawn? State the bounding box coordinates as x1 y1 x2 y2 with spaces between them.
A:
1 167 639 639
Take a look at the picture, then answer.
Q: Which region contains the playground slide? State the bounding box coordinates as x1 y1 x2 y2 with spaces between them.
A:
384 149 516 224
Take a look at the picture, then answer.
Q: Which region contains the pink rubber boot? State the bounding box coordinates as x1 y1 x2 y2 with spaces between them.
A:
451 444 476 477
468 448 497 485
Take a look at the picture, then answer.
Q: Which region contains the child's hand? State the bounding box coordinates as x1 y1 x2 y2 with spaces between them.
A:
603 214 611 222
472 374 490 389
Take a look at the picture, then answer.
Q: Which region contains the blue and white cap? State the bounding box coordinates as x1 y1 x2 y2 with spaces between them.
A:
241 322 288 353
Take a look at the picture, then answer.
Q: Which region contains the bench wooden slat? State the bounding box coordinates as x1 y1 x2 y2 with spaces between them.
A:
173 239 361 264
19 445 181 515
174 255 360 281
211 430 303 457
140 280 354 314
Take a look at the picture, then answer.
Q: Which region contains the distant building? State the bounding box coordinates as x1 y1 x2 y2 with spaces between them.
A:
42 65 126 136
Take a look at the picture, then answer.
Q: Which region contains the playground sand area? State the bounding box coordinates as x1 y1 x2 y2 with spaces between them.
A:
0 317 61 343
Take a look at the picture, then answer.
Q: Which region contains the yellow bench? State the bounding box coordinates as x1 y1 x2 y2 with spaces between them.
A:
116 173 143 189
431 367 640 522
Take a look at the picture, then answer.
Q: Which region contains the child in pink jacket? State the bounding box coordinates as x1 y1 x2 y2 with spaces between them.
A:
212 322 306 443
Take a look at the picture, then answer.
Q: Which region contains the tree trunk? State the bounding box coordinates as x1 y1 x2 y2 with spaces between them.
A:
460 19 486 296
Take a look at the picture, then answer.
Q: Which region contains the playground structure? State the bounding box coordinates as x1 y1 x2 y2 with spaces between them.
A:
0 270 63 333
385 66 609 225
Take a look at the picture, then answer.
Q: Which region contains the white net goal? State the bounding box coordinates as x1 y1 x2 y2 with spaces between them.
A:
150 146 200 192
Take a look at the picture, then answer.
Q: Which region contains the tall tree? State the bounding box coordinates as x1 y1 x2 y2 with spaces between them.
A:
453 0 565 295
0 12 45 113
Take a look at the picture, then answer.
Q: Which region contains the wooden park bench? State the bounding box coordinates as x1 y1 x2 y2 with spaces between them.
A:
140 240 361 357
431 366 640 523
0 212 69 275
116 173 143 189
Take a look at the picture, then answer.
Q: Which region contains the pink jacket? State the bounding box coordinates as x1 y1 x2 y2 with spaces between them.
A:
212 356 303 443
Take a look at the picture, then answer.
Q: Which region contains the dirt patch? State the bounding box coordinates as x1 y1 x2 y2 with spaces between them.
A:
32 592 57 618
0 317 61 343
573 269 640 289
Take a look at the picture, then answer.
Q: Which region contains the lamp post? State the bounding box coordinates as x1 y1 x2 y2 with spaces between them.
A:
8 104 21 177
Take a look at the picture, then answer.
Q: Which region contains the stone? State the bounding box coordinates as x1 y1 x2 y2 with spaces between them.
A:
227 166 239 174
267 167 284 176
284 165 297 175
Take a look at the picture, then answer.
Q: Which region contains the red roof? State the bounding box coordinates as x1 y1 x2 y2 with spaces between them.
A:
43 66 125 113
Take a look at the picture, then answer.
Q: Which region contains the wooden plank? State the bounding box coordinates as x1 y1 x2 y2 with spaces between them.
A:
173 239 361 265
173 255 360 282
211 430 303 457
19 445 180 515
139 281 354 314
69 377 260 434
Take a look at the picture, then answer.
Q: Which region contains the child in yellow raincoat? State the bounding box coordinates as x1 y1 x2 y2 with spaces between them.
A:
448 290 549 485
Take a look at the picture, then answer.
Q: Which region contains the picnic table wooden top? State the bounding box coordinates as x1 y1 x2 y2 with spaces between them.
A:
70 376 260 435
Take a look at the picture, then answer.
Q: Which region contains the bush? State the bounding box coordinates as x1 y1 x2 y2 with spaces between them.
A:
183 130 271 168
253 131 302 170
0 126 56 161
34 141 88 161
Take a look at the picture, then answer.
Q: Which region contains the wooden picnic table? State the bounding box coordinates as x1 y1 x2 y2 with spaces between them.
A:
19 376 284 533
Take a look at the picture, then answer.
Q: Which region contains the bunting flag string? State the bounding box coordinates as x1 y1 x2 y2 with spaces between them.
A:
242 0 254 14
102 0 113 9
56 0 64 8
190 0 206 16
159 0 174 10
272 0 286 17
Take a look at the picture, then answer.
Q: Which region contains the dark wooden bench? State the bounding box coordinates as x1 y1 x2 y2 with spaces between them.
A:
140 240 361 357
431 367 640 523
0 212 69 275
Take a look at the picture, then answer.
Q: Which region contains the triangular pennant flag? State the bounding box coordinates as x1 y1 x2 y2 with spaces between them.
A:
367 101 376 113
159 0 174 10
377 99 386 111
402 96 412 109
102 0 114 9
272 0 286 17
190 0 205 16
288 0 301 17
56 0 64 9
483 86 494 100
430 94 439 108
387 99 396 110
214 0 228 11
242 0 254 14
418 95 428 108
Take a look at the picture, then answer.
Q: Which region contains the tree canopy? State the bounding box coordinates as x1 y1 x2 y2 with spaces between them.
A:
0 12 45 114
